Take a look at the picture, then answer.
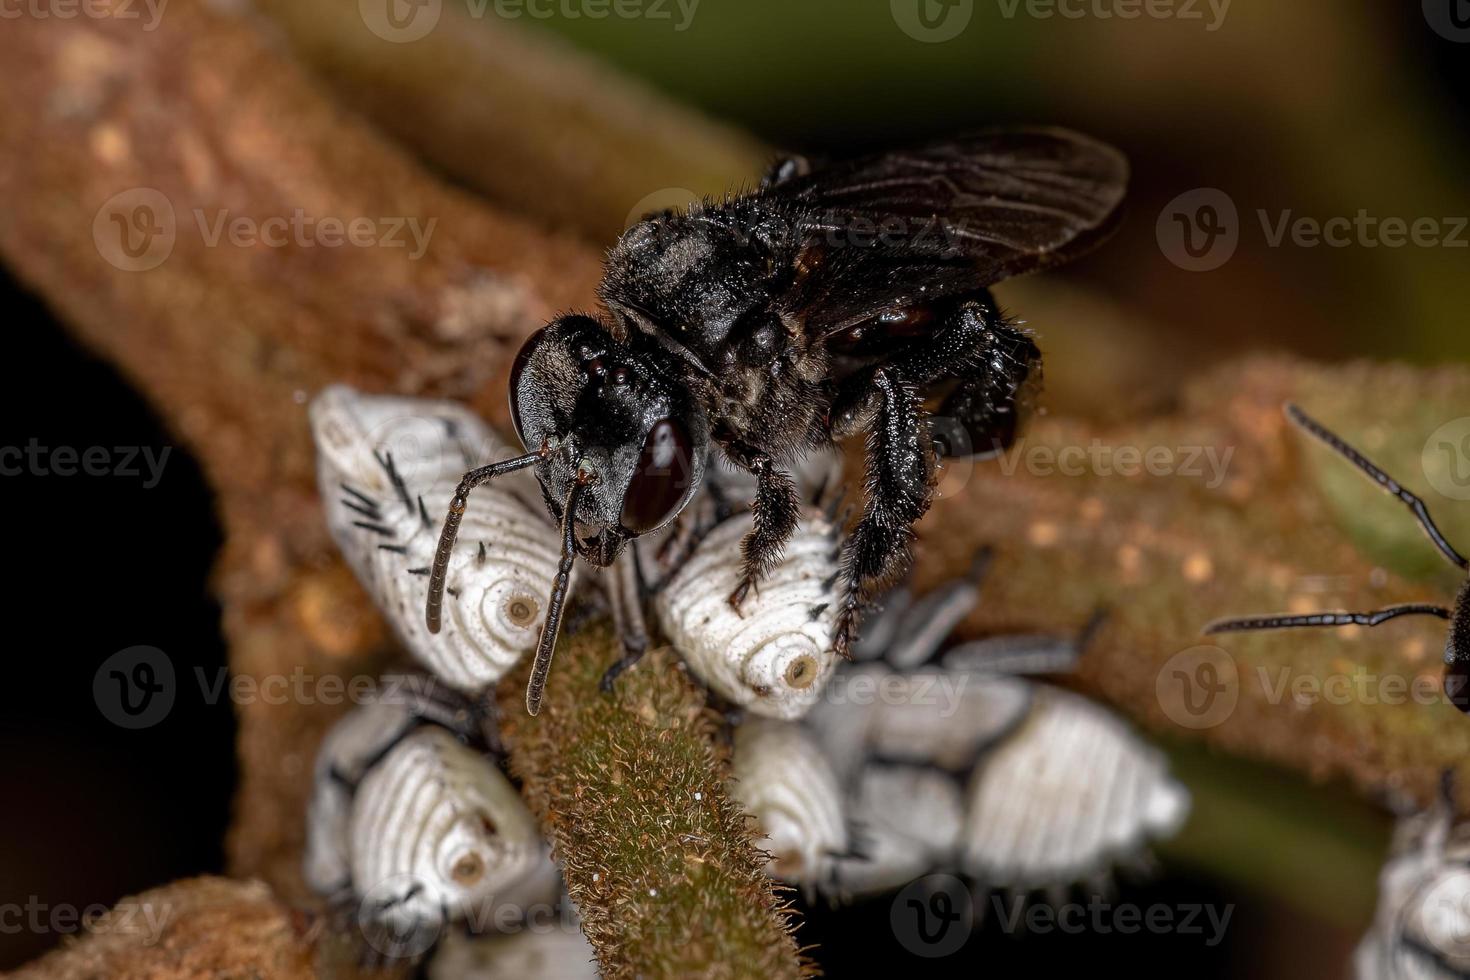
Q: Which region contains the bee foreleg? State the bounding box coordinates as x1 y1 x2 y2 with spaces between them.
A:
727 452 801 611
833 369 935 660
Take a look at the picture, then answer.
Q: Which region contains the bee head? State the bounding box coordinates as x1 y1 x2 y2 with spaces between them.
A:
509 314 709 565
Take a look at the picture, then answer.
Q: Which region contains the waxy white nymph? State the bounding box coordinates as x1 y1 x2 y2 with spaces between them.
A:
730 718 849 890
656 509 841 719
310 385 570 692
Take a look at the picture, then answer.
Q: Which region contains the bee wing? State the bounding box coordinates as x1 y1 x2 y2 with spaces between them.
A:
768 127 1129 332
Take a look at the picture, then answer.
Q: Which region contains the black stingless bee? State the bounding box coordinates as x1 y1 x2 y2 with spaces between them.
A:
1206 404 1470 712
426 127 1130 714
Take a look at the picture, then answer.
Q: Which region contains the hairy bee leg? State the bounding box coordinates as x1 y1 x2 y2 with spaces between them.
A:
919 302 1040 457
826 297 1039 457
833 369 935 659
600 553 650 693
728 455 801 610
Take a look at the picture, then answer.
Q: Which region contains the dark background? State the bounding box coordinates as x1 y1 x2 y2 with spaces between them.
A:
3 0 1468 974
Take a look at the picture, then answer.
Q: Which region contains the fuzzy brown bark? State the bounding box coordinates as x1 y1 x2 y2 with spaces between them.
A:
0 0 598 900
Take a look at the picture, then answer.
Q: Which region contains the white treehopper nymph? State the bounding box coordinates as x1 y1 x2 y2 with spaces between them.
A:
832 765 965 897
1355 778 1470 980
730 718 849 890
309 385 571 693
350 726 546 932
810 556 1190 893
656 509 841 719
303 685 555 949
958 684 1190 889
428 916 600 980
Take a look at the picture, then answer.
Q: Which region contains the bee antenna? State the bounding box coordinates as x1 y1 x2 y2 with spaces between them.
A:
525 465 595 716
425 439 563 635
1285 403 1469 571
1204 603 1452 635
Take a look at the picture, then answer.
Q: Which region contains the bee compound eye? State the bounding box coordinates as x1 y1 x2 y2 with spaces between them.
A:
507 327 546 446
619 418 694 534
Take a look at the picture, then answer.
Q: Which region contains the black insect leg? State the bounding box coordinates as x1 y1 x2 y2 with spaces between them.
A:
833 369 934 660
1447 581 1470 712
727 451 801 610
600 552 650 693
933 310 1040 459
827 296 1039 460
